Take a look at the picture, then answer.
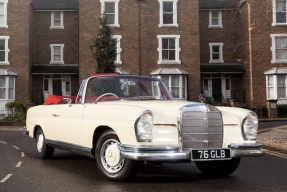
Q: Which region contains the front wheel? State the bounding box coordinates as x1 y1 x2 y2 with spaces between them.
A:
195 157 241 176
36 128 54 159
95 130 139 181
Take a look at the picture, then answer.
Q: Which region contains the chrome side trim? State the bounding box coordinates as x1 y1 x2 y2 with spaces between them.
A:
47 140 94 157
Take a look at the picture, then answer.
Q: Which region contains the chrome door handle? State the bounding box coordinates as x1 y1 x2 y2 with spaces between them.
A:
53 114 59 117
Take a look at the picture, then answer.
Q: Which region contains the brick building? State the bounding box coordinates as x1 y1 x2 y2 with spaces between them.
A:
1 0 287 115
0 0 31 109
30 0 79 105
79 0 201 101
199 0 287 111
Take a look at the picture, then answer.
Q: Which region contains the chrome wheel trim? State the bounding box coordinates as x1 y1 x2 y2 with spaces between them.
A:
100 139 125 173
37 132 44 153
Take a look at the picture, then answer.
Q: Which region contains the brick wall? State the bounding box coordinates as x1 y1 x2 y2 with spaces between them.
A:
0 0 31 104
32 11 79 64
79 0 201 101
247 0 282 108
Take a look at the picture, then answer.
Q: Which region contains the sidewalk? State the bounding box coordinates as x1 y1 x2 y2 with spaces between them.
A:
0 126 24 130
257 126 287 153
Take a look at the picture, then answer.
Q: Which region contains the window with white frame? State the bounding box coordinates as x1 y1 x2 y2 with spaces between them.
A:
0 76 14 100
50 44 64 64
0 36 9 65
0 0 8 28
272 0 287 26
101 0 120 27
112 35 122 64
51 12 64 29
158 0 178 27
266 75 287 99
209 10 223 28
271 34 287 63
157 35 181 64
155 75 186 99
209 43 223 63
278 75 286 97
267 75 275 99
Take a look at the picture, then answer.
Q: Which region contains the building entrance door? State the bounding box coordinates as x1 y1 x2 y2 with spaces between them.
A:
212 79 222 103
53 79 62 96
43 75 71 100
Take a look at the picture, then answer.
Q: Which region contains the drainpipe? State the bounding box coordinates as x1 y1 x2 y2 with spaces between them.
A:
138 0 142 75
247 3 254 106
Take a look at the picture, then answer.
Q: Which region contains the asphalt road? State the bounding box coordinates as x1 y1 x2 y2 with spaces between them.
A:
259 120 287 129
1 130 287 192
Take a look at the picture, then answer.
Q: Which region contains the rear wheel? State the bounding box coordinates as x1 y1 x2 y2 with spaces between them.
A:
36 128 54 159
195 157 241 176
95 130 139 181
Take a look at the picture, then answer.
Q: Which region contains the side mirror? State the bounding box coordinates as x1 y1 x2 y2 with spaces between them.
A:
62 98 72 104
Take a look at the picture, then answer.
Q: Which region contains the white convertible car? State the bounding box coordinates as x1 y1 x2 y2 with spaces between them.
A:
24 74 264 181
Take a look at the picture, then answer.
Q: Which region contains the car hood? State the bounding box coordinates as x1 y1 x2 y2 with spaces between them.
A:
102 100 241 125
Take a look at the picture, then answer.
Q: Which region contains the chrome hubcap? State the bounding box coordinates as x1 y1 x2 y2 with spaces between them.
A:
100 139 124 173
37 132 44 153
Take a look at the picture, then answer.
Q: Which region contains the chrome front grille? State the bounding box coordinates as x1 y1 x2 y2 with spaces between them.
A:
180 110 223 149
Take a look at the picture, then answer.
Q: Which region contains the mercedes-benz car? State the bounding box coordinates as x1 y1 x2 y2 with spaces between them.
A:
24 74 264 181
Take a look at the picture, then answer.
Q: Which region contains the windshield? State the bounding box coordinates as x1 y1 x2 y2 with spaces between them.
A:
84 75 173 103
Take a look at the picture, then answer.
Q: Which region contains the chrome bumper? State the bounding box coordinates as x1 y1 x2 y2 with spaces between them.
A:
22 126 29 135
120 143 264 161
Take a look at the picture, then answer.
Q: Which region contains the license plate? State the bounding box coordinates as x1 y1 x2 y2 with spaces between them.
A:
191 149 231 161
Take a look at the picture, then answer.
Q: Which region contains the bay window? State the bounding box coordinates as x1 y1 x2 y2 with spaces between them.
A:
155 75 186 99
0 76 15 100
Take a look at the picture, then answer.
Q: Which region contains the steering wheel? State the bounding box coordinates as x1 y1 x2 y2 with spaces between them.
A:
95 93 119 102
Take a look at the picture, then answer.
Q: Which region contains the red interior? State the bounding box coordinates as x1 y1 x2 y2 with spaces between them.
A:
43 95 117 105
43 95 77 105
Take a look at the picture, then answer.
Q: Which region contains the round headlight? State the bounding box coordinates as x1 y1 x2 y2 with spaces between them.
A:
242 112 258 140
135 110 153 142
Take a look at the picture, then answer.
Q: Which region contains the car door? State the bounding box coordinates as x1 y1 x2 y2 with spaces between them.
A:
52 104 85 145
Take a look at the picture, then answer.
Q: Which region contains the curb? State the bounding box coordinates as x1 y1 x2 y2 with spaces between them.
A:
257 139 287 152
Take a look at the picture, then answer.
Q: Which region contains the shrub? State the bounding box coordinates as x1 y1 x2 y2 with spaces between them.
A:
278 104 287 118
0 101 26 123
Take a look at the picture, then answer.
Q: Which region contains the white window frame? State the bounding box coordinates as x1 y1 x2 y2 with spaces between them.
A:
112 35 122 64
209 43 224 63
158 0 178 27
0 36 9 65
267 75 287 99
209 10 223 28
50 44 64 64
0 0 8 28
43 75 71 100
100 0 120 28
277 75 286 98
157 35 181 64
270 34 287 63
50 12 64 29
267 75 278 99
272 0 287 26
0 76 15 100
155 75 187 100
